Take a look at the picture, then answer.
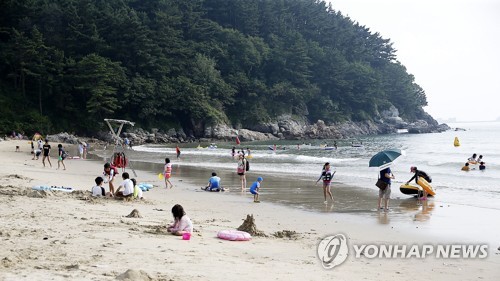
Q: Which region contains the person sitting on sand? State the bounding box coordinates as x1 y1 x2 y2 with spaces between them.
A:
249 177 263 203
461 162 470 171
202 172 224 192
479 162 486 171
115 172 134 199
92 176 106 197
406 166 432 200
167 204 193 236
131 178 143 199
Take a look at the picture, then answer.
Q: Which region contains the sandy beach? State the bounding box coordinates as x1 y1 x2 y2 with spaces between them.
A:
1 139 499 281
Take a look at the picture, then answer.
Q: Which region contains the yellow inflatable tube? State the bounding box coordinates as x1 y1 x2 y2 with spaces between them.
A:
417 177 436 196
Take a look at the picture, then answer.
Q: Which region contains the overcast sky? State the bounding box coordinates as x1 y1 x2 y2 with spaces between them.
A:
330 0 500 122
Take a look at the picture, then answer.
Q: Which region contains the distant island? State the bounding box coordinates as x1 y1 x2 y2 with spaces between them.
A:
0 0 446 141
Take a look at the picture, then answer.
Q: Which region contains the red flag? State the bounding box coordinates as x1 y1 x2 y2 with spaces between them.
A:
236 136 241 145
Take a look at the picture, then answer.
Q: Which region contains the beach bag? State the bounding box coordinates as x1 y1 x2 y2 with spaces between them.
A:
375 179 388 190
245 159 250 171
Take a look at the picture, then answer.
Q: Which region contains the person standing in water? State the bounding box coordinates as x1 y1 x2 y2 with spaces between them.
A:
176 145 181 160
406 166 432 200
315 162 335 204
237 154 247 191
378 167 394 211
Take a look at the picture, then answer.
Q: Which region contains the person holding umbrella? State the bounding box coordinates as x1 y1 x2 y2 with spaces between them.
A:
369 149 402 211
378 167 394 211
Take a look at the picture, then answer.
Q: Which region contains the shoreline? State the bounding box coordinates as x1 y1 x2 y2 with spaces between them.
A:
1 139 499 280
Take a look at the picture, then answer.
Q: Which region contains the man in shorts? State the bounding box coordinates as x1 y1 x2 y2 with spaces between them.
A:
378 167 394 211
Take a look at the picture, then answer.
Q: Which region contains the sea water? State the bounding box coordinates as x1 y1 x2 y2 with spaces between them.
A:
97 121 500 211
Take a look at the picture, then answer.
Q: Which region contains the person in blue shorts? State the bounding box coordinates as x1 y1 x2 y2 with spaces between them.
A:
250 177 263 203
202 172 224 192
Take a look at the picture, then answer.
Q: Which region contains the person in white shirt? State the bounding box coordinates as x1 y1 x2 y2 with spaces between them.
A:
91 177 105 197
115 172 134 199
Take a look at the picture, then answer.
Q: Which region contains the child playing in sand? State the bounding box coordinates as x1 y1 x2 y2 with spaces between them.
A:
167 204 193 236
103 163 117 195
131 178 143 199
115 172 134 199
164 158 173 189
92 177 106 197
249 177 263 203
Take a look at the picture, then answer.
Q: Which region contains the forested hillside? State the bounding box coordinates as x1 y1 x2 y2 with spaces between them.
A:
0 0 428 137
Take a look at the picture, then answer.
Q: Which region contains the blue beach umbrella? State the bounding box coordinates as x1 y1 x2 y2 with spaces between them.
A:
369 149 403 169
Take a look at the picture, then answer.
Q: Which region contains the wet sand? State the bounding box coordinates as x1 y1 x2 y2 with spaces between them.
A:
1 139 499 280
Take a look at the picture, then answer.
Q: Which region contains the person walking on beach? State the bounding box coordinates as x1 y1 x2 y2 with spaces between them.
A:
103 163 117 195
176 145 181 160
406 166 431 200
42 139 52 168
378 167 394 211
167 204 193 236
164 158 173 189
250 177 263 203
57 144 67 170
237 154 247 191
315 162 335 204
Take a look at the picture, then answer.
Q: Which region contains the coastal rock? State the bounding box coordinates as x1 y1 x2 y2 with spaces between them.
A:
380 105 400 118
238 129 279 142
46 132 79 144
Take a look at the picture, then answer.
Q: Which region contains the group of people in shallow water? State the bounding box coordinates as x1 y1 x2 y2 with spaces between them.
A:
462 153 486 171
316 161 433 211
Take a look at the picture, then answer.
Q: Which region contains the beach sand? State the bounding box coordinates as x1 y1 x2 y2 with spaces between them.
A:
0 139 499 280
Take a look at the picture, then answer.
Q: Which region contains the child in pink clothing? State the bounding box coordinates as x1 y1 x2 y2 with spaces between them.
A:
167 204 193 236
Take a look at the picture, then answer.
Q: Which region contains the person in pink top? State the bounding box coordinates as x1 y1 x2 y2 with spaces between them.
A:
167 204 193 236
164 158 173 189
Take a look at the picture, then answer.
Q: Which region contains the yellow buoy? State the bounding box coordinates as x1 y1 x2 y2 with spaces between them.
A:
158 173 164 180
454 137 460 147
